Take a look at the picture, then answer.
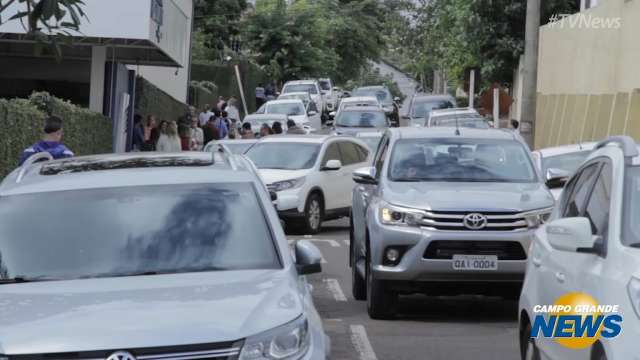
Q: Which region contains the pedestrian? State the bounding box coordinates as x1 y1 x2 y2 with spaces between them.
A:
255 83 266 109
259 123 272 138
226 97 240 123
190 117 204 151
212 111 229 139
156 121 182 152
202 116 221 145
132 114 145 151
216 96 226 112
272 121 283 134
19 115 74 165
241 122 255 139
144 115 159 151
198 104 214 127
286 119 306 135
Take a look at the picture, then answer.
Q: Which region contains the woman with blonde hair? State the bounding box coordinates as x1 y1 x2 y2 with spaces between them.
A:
156 121 182 152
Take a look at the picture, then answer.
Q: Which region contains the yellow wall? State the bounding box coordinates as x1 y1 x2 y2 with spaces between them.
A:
534 0 640 149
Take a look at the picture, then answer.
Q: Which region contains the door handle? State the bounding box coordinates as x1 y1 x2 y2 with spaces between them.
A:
555 272 565 283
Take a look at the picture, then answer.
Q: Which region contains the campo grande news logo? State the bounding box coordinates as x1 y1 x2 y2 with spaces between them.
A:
530 292 623 349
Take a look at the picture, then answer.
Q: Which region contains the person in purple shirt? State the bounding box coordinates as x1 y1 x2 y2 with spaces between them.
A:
19 116 74 166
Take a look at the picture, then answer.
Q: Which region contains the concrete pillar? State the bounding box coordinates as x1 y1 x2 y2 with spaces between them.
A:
89 46 107 113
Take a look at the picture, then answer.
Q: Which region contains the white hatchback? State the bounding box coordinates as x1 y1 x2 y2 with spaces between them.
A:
519 136 640 360
245 134 371 233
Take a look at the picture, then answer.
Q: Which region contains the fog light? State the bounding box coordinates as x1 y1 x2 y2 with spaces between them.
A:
386 248 400 263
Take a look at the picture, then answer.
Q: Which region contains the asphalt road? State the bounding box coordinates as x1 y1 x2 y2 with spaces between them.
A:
289 218 521 360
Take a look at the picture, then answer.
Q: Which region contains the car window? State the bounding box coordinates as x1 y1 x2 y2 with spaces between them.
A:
0 183 280 281
319 80 331 91
336 111 387 128
542 151 591 174
322 142 341 166
623 166 640 247
339 141 363 166
246 143 321 170
583 163 611 238
355 144 369 162
412 100 454 118
266 103 305 116
374 137 390 178
562 163 600 217
283 84 318 95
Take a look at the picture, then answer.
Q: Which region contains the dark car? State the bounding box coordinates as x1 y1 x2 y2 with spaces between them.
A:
403 94 457 127
353 86 400 127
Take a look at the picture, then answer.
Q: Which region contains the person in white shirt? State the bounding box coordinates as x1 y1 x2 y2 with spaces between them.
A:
226 97 241 123
198 104 214 127
189 118 204 151
156 121 182 152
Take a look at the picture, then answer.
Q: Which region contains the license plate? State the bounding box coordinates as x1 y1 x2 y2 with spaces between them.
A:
452 255 498 271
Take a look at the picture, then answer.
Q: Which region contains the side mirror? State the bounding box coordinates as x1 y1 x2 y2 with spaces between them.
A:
353 166 377 184
308 110 317 116
546 217 602 255
322 159 342 171
545 168 571 189
295 240 322 275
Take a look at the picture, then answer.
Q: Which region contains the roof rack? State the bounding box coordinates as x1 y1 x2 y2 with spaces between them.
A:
595 136 639 159
16 152 54 183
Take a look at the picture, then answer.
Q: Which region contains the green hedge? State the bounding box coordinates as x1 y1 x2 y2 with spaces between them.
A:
0 92 112 178
189 80 219 110
135 76 190 122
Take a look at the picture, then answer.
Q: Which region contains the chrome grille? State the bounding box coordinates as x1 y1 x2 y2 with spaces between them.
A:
420 210 528 231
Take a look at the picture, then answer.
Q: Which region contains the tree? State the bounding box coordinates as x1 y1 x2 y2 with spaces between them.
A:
0 0 87 59
193 0 247 62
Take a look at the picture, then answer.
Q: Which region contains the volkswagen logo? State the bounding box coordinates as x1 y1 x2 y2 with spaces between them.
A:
463 213 488 230
106 351 137 360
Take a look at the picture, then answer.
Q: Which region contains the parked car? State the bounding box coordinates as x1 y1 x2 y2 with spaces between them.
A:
204 138 258 154
319 78 338 113
350 127 554 319
519 136 640 360
257 99 318 130
329 96 382 120
333 107 389 136
246 134 370 233
278 91 322 126
0 151 329 359
403 94 457 127
356 131 384 154
531 142 596 199
353 86 400 127
282 80 326 118
426 108 490 129
241 113 297 136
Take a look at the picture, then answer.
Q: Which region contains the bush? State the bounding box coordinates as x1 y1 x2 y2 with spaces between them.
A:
189 80 219 110
0 92 112 178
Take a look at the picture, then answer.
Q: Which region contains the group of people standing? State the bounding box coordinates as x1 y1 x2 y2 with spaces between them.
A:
132 96 243 152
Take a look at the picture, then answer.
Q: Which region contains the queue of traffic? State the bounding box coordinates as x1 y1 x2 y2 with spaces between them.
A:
0 79 638 360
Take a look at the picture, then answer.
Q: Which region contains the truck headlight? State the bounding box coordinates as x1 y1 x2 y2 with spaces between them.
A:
628 277 640 318
522 207 553 229
240 316 310 360
271 177 305 192
380 202 424 226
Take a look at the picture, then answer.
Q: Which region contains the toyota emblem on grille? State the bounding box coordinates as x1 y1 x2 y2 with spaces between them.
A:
463 213 487 230
106 351 136 360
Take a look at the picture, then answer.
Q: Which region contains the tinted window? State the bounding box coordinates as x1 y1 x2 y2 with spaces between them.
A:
430 117 490 129
319 80 331 91
339 142 363 165
563 164 600 217
542 151 591 174
322 143 341 165
353 88 391 104
0 184 279 281
358 136 382 153
247 143 321 170
355 144 369 162
283 84 318 95
336 111 387 128
266 102 305 116
375 138 389 177
623 167 640 247
584 163 611 238
388 138 536 182
412 100 454 118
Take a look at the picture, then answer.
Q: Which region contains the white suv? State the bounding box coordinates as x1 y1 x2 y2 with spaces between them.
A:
519 136 640 360
282 80 326 117
246 134 370 233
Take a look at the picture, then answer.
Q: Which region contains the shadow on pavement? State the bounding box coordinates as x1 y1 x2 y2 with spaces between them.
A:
396 295 519 323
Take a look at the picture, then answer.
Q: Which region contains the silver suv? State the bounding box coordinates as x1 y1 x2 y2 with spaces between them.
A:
349 127 555 319
0 150 329 359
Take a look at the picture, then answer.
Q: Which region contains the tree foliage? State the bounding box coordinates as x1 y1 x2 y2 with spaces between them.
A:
193 0 247 62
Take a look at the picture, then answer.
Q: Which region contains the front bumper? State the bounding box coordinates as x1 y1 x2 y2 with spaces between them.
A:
273 187 305 215
369 221 533 283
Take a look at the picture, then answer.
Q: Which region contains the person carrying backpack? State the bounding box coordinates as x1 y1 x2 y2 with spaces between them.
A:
19 116 74 166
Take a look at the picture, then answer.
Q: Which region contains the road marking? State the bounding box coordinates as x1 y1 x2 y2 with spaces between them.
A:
323 278 347 301
350 325 378 360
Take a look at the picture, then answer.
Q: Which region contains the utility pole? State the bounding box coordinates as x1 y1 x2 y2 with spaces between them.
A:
521 0 541 148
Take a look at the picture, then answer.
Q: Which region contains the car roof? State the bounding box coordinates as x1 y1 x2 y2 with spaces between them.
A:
279 92 311 98
413 94 456 102
341 106 384 113
534 142 597 157
342 96 378 103
265 99 304 105
255 134 331 144
283 80 318 85
430 108 479 116
0 152 257 196
390 127 518 141
355 86 387 91
244 113 289 121
356 131 384 138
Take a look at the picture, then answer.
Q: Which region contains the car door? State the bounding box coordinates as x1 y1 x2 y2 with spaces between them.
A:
318 141 343 211
533 161 602 360
337 141 369 209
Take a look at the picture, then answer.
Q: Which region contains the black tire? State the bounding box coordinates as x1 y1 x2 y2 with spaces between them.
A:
591 343 607 360
520 320 540 360
366 250 397 319
351 219 366 300
303 193 323 234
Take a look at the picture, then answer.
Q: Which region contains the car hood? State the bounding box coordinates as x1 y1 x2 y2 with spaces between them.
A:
383 181 554 212
0 270 303 354
259 169 311 185
288 115 309 126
